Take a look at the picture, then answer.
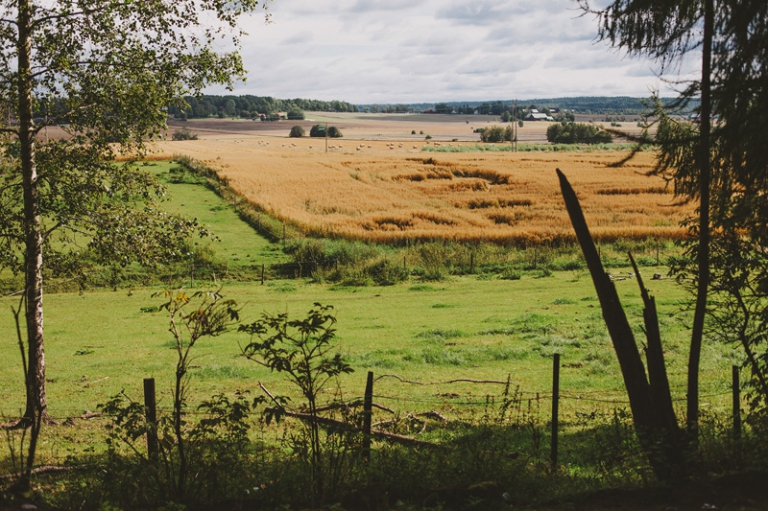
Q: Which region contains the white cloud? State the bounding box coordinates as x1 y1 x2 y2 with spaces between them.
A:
219 0 685 103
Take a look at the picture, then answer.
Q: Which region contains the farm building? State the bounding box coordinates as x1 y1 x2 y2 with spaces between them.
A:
526 112 554 121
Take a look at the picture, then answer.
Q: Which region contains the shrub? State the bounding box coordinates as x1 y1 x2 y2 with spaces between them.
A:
289 125 305 138
286 109 305 120
310 125 343 138
171 127 198 141
479 125 513 143
367 257 409 285
546 122 612 144
239 304 354 501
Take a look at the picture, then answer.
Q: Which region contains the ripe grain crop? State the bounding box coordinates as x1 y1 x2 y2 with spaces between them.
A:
153 139 691 245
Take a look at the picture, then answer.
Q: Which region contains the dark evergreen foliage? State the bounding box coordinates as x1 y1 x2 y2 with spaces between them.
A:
168 96 358 119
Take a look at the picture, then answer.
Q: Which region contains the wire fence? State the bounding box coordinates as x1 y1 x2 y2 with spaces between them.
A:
0 360 746 471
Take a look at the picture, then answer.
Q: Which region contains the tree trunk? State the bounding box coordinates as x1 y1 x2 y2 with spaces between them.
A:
557 169 685 481
687 0 714 441
18 0 48 422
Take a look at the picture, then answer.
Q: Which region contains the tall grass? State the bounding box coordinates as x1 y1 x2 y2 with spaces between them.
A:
153 142 691 246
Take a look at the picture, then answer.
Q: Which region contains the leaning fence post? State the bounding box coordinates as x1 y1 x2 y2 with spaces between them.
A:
551 354 560 469
732 365 741 441
143 378 158 460
362 371 374 461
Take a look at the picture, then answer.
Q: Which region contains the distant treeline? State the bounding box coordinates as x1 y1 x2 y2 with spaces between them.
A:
168 95 358 119
165 95 698 120
362 97 700 115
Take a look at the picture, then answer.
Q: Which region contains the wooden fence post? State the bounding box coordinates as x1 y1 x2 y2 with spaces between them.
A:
282 223 286 249
733 365 741 441
261 263 265 285
362 371 374 461
143 378 158 461
551 354 560 469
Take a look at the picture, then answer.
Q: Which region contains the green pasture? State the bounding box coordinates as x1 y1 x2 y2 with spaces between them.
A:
148 160 288 273
0 160 738 422
0 158 744 491
0 272 736 419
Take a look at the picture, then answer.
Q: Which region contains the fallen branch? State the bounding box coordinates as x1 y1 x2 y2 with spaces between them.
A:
0 465 81 480
375 374 508 386
418 410 448 421
314 400 396 415
257 382 438 449
272 408 438 448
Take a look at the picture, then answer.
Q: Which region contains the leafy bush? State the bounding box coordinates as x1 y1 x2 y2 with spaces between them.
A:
99 289 255 508
546 122 612 144
171 127 198 141
289 125 305 137
309 125 342 138
287 109 305 120
239 304 354 502
366 257 409 285
478 125 514 143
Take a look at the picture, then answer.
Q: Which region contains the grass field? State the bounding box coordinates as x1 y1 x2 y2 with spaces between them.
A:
0 146 744 508
147 161 289 274
0 157 724 421
150 140 690 245
0 159 731 426
0 269 736 421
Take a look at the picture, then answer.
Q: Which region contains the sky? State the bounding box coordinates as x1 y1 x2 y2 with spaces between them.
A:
220 0 699 104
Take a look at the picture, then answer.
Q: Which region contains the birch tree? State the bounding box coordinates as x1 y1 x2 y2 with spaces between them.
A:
0 0 269 424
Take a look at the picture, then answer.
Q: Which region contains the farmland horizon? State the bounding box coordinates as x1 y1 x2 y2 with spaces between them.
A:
185 94 698 114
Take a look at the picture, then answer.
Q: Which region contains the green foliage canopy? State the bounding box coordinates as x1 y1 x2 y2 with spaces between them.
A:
0 0 270 426
478 125 514 143
546 123 612 144
309 125 343 138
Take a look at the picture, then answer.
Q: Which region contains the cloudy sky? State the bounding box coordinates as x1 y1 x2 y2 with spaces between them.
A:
223 0 698 104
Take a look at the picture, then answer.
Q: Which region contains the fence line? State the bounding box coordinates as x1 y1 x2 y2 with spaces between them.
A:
0 361 746 478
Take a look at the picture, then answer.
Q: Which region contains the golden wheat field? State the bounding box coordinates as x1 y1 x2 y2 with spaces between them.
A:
152 137 690 245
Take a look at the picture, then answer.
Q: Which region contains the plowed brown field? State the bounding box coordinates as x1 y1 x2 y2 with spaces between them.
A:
152 137 689 245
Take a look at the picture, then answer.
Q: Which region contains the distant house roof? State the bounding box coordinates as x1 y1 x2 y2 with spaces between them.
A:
526 113 554 121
